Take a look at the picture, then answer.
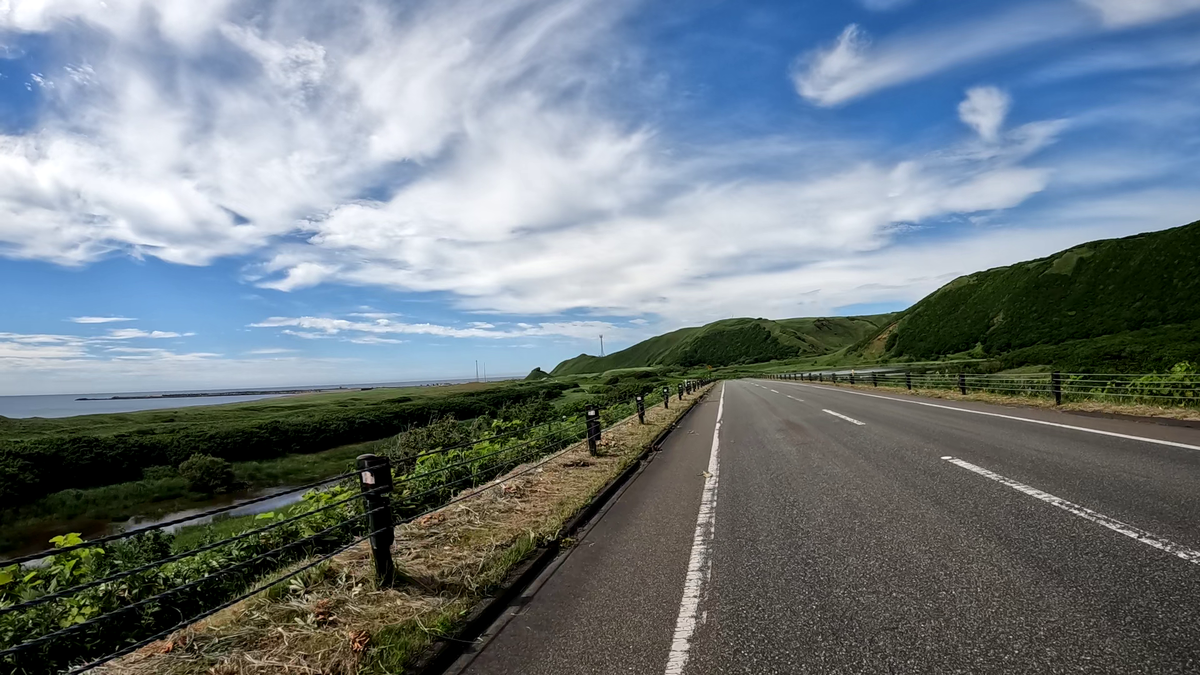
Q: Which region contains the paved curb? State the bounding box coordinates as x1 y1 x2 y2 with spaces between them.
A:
414 384 717 675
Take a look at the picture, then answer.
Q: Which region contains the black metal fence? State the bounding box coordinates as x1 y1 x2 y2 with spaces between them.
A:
0 380 711 674
765 371 1200 407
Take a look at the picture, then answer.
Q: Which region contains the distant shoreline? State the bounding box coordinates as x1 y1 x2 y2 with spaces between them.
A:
76 388 351 401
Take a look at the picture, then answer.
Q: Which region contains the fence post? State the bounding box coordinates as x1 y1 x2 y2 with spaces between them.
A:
906 372 912 390
586 406 601 455
1051 372 1062 405
872 373 877 387
636 395 645 423
357 454 396 588
958 373 967 395
663 386 669 409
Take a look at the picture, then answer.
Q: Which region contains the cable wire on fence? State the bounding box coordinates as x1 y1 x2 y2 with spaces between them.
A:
405 419 556 463
65 524 392 675
0 483 389 617
800 370 1200 405
0 505 384 658
391 422 582 491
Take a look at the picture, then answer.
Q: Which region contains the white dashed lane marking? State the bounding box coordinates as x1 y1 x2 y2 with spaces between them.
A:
822 409 865 426
943 456 1200 565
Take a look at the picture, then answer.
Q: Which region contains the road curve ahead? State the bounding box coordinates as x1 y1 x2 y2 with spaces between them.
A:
456 380 1200 674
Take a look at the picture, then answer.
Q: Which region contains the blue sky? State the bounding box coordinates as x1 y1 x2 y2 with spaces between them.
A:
1 0 1199 395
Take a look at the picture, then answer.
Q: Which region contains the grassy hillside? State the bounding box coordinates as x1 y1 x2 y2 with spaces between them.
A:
551 326 700 375
851 219 1200 369
551 315 893 375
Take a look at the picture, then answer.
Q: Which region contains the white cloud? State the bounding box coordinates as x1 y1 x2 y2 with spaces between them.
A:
246 348 297 355
262 120 1058 318
791 24 872 106
0 340 87 359
0 0 634 267
281 330 332 339
69 316 136 324
105 328 191 340
0 332 82 344
958 86 1011 142
0 327 233 394
1078 0 1200 26
0 0 1183 334
254 316 620 341
794 2 1200 106
348 336 407 345
792 7 1086 106
0 337 361 396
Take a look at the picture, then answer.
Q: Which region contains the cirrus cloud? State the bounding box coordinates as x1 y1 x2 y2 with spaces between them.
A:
0 0 1070 326
69 316 137 324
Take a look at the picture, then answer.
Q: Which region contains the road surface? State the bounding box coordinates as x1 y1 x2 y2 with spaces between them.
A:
453 379 1200 674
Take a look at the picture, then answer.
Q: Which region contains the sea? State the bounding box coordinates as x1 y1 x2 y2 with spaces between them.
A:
0 377 516 419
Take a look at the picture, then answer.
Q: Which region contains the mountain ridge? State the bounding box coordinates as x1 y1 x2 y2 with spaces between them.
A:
550 315 894 376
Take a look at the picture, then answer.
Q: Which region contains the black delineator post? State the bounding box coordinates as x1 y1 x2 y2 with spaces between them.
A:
586 406 601 456
850 372 856 385
636 395 646 423
872 373 878 387
356 454 396 588
663 386 670 409
906 372 912 390
1051 372 1062 405
678 383 684 401
958 373 967 395
819 373 824 382
832 373 838 384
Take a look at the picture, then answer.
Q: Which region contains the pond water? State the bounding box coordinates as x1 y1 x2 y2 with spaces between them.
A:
3 485 309 563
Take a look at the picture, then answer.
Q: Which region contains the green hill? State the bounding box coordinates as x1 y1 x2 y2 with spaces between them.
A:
855 219 1200 367
551 315 894 376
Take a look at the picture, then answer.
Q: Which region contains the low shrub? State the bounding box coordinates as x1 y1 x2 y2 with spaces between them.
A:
179 454 236 495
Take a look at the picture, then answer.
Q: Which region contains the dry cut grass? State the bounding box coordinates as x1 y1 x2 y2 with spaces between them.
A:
98 385 714 675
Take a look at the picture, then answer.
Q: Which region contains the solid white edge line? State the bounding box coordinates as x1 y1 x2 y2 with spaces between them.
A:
664 382 724 675
822 409 865 426
942 456 1200 565
791 383 1200 452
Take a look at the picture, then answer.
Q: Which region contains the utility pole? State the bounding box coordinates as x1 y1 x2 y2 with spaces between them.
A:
600 334 604 356
475 360 479 382
483 363 487 383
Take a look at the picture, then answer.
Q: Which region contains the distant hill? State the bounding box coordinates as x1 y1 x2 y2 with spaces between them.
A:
852 219 1200 368
551 315 894 376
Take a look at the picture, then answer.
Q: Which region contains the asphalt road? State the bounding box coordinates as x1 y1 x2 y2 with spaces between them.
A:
456 380 1200 674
